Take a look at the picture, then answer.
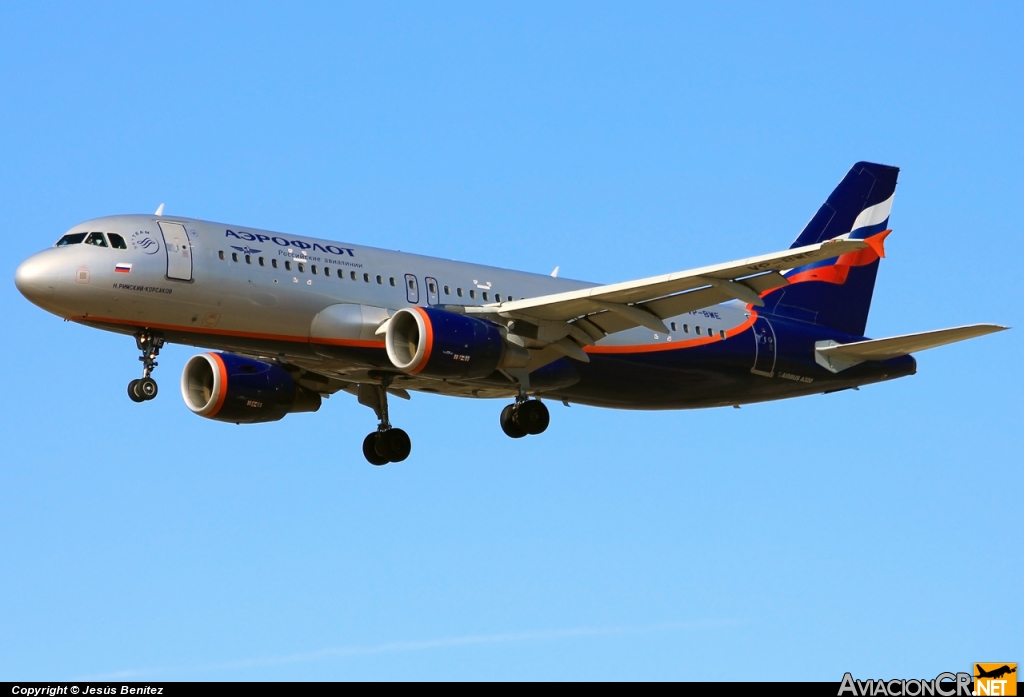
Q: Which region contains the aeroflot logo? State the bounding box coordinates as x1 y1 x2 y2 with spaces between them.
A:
225 229 355 257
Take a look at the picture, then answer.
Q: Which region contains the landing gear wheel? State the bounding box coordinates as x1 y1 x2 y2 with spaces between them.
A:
137 377 158 400
500 403 527 438
363 432 389 466
357 376 413 465
378 428 412 462
517 399 549 435
127 379 144 403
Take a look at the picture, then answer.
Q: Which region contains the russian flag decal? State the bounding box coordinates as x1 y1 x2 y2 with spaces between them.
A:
115 263 132 273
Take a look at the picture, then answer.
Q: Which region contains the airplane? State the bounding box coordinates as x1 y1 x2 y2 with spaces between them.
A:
14 162 1006 465
975 665 1016 680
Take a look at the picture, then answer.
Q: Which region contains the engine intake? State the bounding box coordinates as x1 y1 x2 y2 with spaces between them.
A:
181 352 321 424
386 307 528 379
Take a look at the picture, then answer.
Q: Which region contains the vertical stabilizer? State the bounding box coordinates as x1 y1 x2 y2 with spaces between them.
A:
761 162 899 336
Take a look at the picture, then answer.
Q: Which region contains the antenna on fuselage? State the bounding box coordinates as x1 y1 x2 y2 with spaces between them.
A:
154 203 165 216
550 266 560 277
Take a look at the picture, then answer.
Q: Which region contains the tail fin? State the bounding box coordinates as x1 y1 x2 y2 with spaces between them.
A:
761 161 899 336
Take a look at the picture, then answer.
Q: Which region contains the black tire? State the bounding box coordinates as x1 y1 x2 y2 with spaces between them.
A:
362 432 389 466
379 428 412 462
500 403 527 438
517 399 550 435
127 379 144 403
138 377 158 400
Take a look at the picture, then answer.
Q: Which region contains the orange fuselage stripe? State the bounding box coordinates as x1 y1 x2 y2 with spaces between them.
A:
76 310 758 359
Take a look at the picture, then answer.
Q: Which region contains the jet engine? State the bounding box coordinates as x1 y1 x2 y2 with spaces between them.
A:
385 307 529 379
180 352 321 424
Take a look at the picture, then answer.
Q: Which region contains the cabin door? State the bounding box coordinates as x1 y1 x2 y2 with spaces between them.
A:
157 221 193 281
751 316 777 377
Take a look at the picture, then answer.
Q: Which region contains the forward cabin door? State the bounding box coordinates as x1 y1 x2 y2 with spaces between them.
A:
750 316 777 377
157 221 193 281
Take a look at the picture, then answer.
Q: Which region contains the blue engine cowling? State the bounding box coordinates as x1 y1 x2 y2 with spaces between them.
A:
385 307 526 379
180 352 321 424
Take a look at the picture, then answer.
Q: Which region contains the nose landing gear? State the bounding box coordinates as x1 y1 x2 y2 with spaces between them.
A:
357 377 412 466
127 331 164 403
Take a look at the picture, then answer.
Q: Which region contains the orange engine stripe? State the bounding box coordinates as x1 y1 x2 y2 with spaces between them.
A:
207 352 229 418
409 306 434 374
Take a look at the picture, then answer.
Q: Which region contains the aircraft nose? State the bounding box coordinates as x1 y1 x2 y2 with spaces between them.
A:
15 253 58 305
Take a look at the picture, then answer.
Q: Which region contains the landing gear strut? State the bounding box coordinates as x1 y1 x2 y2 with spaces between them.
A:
357 376 412 466
127 330 164 403
500 399 550 438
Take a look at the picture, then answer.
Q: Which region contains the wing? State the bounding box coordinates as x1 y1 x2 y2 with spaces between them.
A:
814 324 1007 372
456 237 871 364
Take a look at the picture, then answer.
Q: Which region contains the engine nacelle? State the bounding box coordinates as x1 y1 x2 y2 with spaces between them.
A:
386 307 528 379
180 352 321 424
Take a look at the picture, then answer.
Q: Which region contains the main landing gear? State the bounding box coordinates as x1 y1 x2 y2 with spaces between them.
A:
127 330 164 403
500 398 549 438
357 376 412 466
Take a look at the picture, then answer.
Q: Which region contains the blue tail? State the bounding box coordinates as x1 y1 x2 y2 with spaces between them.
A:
761 161 899 336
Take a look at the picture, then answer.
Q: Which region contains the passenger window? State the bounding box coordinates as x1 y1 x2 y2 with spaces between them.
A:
85 232 108 247
324 267 330 277
444 285 450 295
695 326 701 334
376 275 382 284
284 261 291 270
482 291 489 301
297 263 304 273
56 233 87 246
683 324 689 333
720 330 726 339
259 257 265 266
350 271 357 280
363 273 370 283
494 294 501 302
469 289 476 299
408 278 415 290
108 233 127 249
245 254 252 264
671 322 677 332
218 251 225 260
272 259 278 269
457 288 463 297
428 281 436 294
311 265 317 275
390 277 396 287
232 252 239 262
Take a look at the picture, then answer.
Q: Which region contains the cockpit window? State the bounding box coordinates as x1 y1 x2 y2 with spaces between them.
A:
55 233 87 247
108 233 127 249
85 232 108 247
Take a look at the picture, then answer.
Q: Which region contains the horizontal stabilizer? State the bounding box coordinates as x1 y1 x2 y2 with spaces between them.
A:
814 324 1007 373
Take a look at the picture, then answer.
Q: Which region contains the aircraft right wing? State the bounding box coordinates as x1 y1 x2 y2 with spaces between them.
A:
456 236 873 362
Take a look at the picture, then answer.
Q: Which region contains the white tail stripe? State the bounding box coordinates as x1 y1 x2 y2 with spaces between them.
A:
851 194 893 232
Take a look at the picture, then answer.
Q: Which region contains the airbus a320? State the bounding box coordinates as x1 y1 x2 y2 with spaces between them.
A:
15 162 1005 464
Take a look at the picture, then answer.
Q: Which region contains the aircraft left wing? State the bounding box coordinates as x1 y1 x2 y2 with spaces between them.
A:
462 237 872 356
814 324 1008 373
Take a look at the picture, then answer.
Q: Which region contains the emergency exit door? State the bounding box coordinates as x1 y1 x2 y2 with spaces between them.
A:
157 221 193 281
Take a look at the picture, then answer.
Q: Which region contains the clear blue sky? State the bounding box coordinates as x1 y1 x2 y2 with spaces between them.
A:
1 1 1021 681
